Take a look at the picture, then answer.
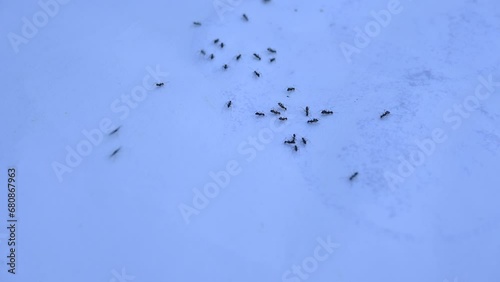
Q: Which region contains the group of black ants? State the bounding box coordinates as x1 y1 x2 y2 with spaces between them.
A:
151 11 390 181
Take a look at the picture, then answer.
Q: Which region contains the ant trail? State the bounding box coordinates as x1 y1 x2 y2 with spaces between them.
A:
110 147 121 158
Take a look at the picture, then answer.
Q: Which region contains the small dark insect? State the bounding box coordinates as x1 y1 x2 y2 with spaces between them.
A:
301 137 307 144
305 106 309 116
279 117 288 121
307 118 319 123
321 110 334 115
210 54 215 60
380 110 391 119
243 14 249 21
223 64 228 70
110 147 121 157
287 87 295 92
156 82 164 87
193 21 202 26
253 53 261 60
278 102 287 110
349 172 359 181
270 109 281 115
109 126 121 135
255 112 265 116
200 49 206 55
284 134 296 144
294 145 298 152
267 47 277 53
220 42 224 48
227 100 232 108
254 71 261 77
236 54 242 60
270 58 276 62
214 38 219 44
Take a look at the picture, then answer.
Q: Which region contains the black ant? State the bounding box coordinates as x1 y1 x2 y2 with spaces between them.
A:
287 87 295 92
270 58 276 62
242 14 249 21
193 21 202 26
236 54 242 60
294 145 298 151
278 102 287 110
380 110 390 119
210 54 215 60
110 147 121 157
301 137 307 145
156 82 164 87
284 134 296 144
227 101 232 108
109 126 121 135
223 64 228 70
200 49 206 55
279 117 287 121
307 118 319 123
253 53 261 60
270 109 281 115
254 71 261 77
255 112 265 116
349 172 358 181
305 106 309 116
214 38 219 44
267 47 277 53
220 42 224 48
321 110 333 115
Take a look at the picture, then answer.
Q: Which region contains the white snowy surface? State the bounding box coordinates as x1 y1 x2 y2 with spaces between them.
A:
1 0 500 281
